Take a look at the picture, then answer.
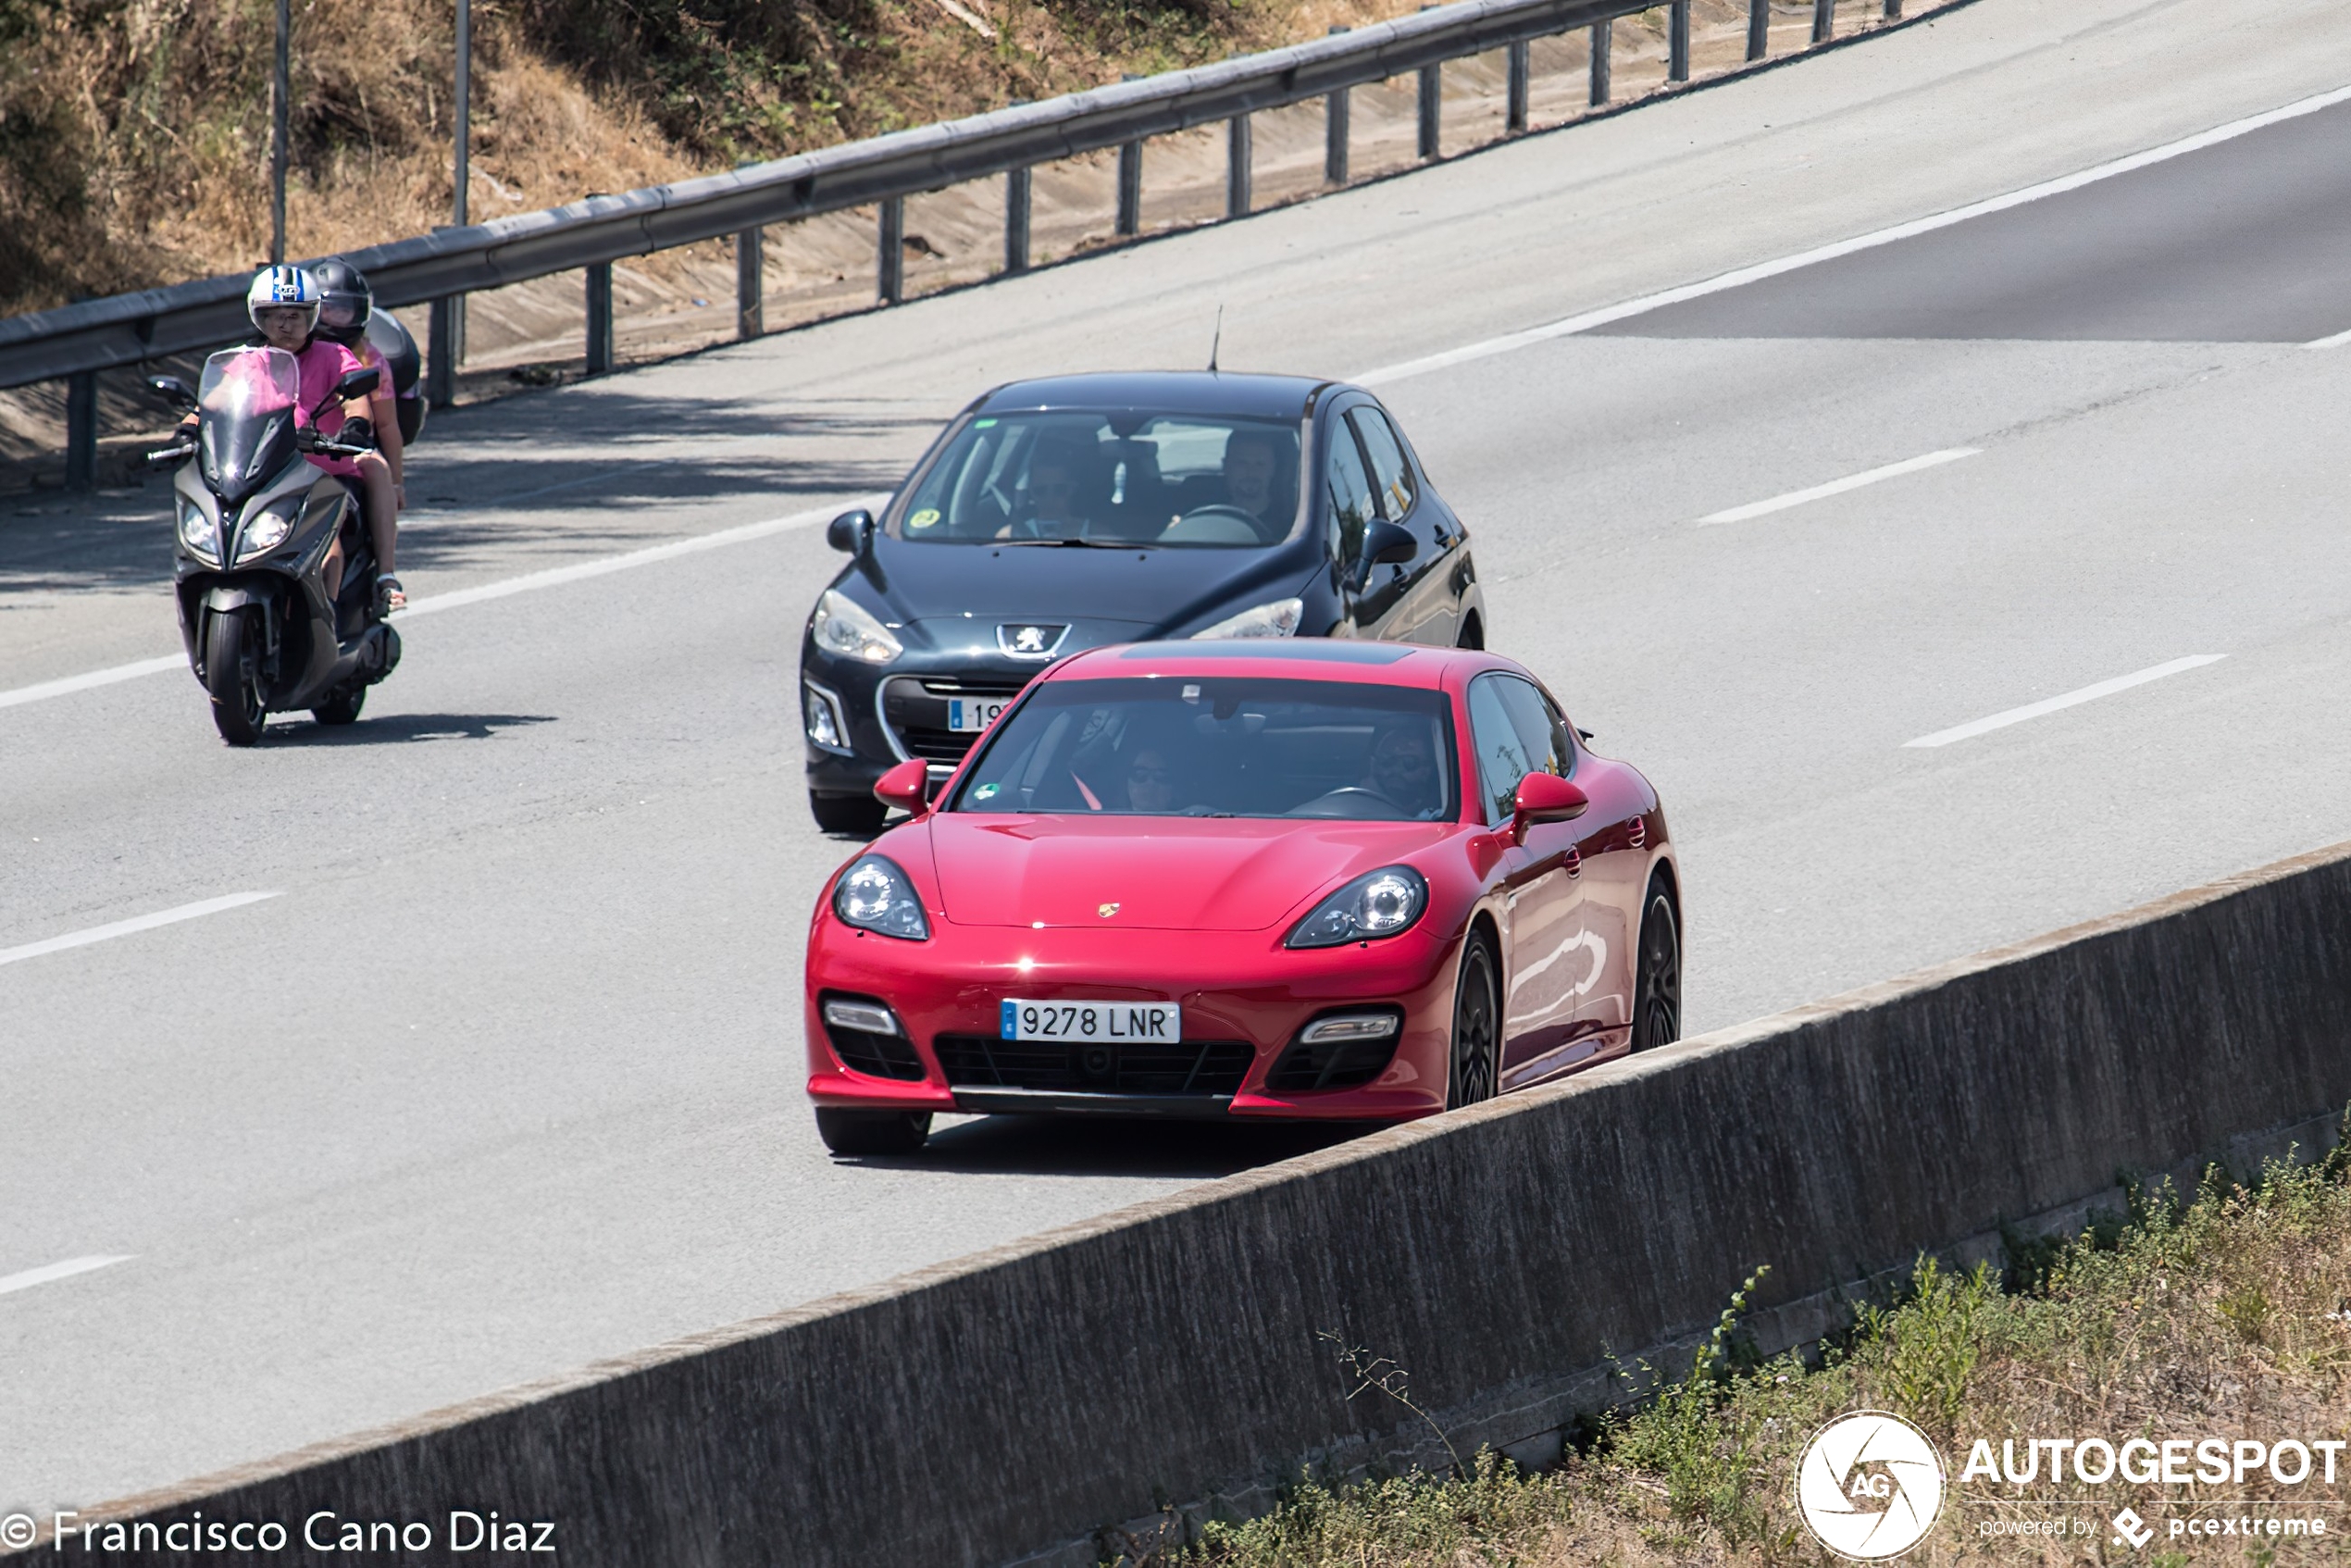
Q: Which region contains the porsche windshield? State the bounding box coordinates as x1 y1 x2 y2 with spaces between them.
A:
890 411 1303 548
953 678 1456 821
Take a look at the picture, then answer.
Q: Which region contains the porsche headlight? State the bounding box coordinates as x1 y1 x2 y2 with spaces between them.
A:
811 590 902 664
832 853 929 940
1192 596 1303 640
237 501 298 562
1286 865 1428 950
178 499 219 563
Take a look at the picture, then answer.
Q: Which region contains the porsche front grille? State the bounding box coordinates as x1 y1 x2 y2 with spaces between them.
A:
933 1035 1252 1096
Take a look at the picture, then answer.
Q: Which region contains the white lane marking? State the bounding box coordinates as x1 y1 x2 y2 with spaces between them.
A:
0 495 884 713
401 496 880 619
0 1256 133 1299
0 655 186 713
1903 656 2227 749
2305 325 2351 350
1698 447 1979 525
1357 82 2351 385
0 891 280 968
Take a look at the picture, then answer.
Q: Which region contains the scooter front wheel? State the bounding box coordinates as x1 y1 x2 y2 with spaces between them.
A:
205 610 267 746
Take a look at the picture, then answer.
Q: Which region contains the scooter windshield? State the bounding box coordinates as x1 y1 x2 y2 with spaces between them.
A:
196 347 303 503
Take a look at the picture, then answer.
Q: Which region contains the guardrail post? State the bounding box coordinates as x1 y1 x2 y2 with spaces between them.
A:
1670 0 1691 80
426 297 457 407
1505 41 1530 133
1325 27 1350 184
1885 0 1901 16
878 196 905 305
1227 115 1252 218
585 262 614 376
1116 142 1143 234
737 228 765 341
65 371 97 492
1005 166 1032 274
1589 19 1611 106
1417 60 1441 159
1115 75 1143 237
1813 0 1834 43
1747 0 1769 58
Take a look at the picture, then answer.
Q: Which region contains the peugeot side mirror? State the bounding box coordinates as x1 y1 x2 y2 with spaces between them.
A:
827 509 875 555
1511 771 1587 842
1364 517 1417 566
874 757 930 817
146 375 197 412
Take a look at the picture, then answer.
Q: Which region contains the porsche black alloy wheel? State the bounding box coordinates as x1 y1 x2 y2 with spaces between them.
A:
1631 884 1682 1052
1448 933 1499 1108
815 1107 932 1156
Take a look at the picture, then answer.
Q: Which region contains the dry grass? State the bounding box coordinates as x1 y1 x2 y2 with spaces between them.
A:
1150 1130 2351 1567
0 0 1454 315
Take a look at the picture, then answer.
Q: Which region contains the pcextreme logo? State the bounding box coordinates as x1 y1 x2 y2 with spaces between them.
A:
1797 1411 1947 1561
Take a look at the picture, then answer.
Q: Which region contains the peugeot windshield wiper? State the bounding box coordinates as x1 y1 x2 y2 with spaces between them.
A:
999 536 1157 548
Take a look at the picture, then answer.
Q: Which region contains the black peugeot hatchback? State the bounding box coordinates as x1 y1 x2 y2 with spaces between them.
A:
799 370 1486 832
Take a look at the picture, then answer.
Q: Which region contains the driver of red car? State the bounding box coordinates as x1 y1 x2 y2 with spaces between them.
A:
1363 721 1444 818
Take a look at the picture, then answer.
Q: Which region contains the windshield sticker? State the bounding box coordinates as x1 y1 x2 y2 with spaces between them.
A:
973 782 1001 800
910 507 941 529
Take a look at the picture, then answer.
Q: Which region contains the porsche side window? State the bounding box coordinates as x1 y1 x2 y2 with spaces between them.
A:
1350 408 1416 520
1494 676 1574 781
1466 674 1536 826
1326 418 1376 566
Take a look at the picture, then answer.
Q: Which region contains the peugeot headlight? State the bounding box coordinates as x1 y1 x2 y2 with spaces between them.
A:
831 853 929 940
177 499 219 563
811 589 902 665
1286 865 1428 949
237 501 299 562
1192 596 1303 640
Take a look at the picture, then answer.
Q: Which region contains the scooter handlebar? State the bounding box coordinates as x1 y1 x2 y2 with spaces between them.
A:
144 443 195 467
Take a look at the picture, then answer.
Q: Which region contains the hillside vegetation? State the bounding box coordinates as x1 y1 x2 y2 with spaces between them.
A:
0 0 1406 316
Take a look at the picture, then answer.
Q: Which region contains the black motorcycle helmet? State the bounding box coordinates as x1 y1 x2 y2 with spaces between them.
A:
313 258 373 345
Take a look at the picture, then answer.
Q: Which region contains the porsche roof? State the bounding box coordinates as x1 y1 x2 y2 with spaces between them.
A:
1048 641 1497 688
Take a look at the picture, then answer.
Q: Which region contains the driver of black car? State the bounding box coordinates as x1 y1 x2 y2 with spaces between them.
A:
1220 429 1293 535
1001 437 1097 540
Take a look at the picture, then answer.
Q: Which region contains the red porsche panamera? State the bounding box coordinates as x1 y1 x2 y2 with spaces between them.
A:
802 641 1679 1155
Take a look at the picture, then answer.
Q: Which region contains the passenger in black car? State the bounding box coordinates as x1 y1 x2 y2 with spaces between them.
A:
1003 437 1098 540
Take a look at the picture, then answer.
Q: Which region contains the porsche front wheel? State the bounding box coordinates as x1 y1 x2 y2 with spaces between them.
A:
815 1108 931 1156
1448 933 1499 1109
1631 883 1681 1052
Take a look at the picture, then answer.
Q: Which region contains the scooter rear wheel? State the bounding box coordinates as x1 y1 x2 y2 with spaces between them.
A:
205 610 267 746
312 685 367 726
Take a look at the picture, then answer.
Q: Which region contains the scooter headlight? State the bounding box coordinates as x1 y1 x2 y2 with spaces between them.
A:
178 499 218 564
237 502 298 562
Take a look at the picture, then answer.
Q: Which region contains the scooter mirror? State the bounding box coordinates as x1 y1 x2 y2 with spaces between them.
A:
331 367 382 403
147 375 198 412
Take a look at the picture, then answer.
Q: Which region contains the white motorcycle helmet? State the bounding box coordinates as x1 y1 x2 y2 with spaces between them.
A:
245 265 324 334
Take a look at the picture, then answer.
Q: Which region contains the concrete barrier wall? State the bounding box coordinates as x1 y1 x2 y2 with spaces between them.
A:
26 840 2351 1566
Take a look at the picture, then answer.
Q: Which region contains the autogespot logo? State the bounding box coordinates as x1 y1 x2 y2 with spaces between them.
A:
1797 1411 1947 1560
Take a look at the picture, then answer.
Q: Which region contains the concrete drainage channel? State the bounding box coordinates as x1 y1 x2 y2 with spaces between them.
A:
15 840 2351 1566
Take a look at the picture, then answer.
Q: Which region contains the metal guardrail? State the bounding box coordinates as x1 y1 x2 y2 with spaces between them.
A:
2 0 1897 486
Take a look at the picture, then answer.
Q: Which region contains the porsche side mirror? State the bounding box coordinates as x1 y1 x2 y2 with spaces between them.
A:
146 375 198 412
1363 517 1416 567
827 509 875 555
1511 771 1587 841
874 757 930 817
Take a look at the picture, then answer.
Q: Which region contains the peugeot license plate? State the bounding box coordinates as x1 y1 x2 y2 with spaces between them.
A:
1001 1000 1181 1044
947 697 1012 733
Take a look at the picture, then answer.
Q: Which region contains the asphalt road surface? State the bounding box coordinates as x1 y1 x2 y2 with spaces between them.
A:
7 0 2351 1515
